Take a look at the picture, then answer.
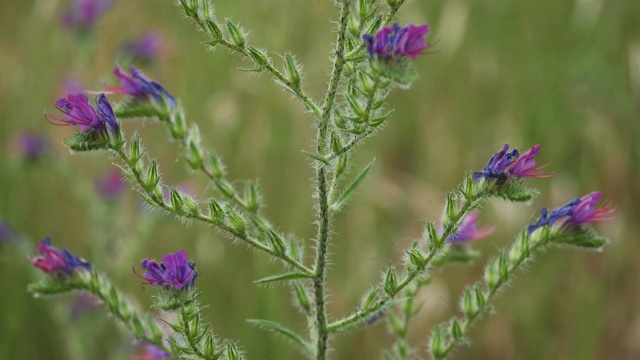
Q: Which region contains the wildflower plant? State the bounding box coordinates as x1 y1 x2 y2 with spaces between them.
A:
28 1 615 359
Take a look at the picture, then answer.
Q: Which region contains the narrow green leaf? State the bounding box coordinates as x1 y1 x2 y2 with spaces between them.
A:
247 319 313 355
254 272 312 285
302 150 330 165
330 158 375 212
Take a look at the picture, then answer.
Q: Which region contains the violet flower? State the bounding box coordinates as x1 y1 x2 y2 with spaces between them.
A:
29 238 91 274
122 32 167 63
14 132 49 160
134 341 172 360
46 93 118 133
96 169 125 199
507 145 553 178
0 221 12 243
62 0 112 31
109 66 176 108
473 144 552 181
363 23 430 60
446 212 494 245
135 250 197 290
528 192 615 233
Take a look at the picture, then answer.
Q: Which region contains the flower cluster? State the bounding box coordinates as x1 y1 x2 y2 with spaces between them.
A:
528 192 615 233
45 93 118 134
446 212 494 245
363 23 430 60
473 144 553 181
109 66 176 108
29 238 91 274
61 0 112 31
135 250 197 290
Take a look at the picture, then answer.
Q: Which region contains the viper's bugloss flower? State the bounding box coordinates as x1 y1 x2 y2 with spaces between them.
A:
135 250 197 290
62 0 112 31
122 32 167 63
133 341 171 360
14 132 49 160
363 23 430 60
507 145 553 178
528 192 615 233
46 93 118 133
109 66 176 107
446 212 494 244
473 144 552 181
96 169 125 199
29 237 91 274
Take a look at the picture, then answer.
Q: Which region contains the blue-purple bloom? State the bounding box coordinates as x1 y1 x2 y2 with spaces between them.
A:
109 66 176 108
473 144 552 181
135 250 197 290
528 192 615 233
363 23 430 60
46 93 118 133
133 341 172 360
446 212 494 244
96 169 125 199
29 238 91 274
14 132 49 160
0 222 12 243
62 0 112 31
122 32 167 63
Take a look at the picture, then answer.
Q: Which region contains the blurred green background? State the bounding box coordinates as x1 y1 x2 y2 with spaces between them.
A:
1 0 638 359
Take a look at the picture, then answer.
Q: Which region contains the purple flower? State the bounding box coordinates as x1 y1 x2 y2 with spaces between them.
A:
528 192 615 233
45 93 118 133
14 132 49 160
473 144 552 181
60 75 85 95
135 250 197 290
96 169 125 199
122 32 167 63
133 341 172 360
108 66 176 108
507 145 553 178
62 0 112 31
29 238 91 274
446 212 494 244
0 222 12 243
363 23 430 60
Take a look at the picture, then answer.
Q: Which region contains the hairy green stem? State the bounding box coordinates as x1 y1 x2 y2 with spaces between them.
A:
313 1 352 358
328 192 483 332
434 235 545 359
108 145 314 276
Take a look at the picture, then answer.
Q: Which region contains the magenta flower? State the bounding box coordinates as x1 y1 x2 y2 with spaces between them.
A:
96 169 125 199
62 0 112 31
46 93 118 133
473 144 552 181
122 32 167 63
446 212 494 244
507 145 553 178
528 192 615 233
109 66 176 107
29 238 91 274
363 23 430 60
135 250 197 290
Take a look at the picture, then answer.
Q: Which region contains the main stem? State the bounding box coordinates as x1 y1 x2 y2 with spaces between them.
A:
313 1 351 359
